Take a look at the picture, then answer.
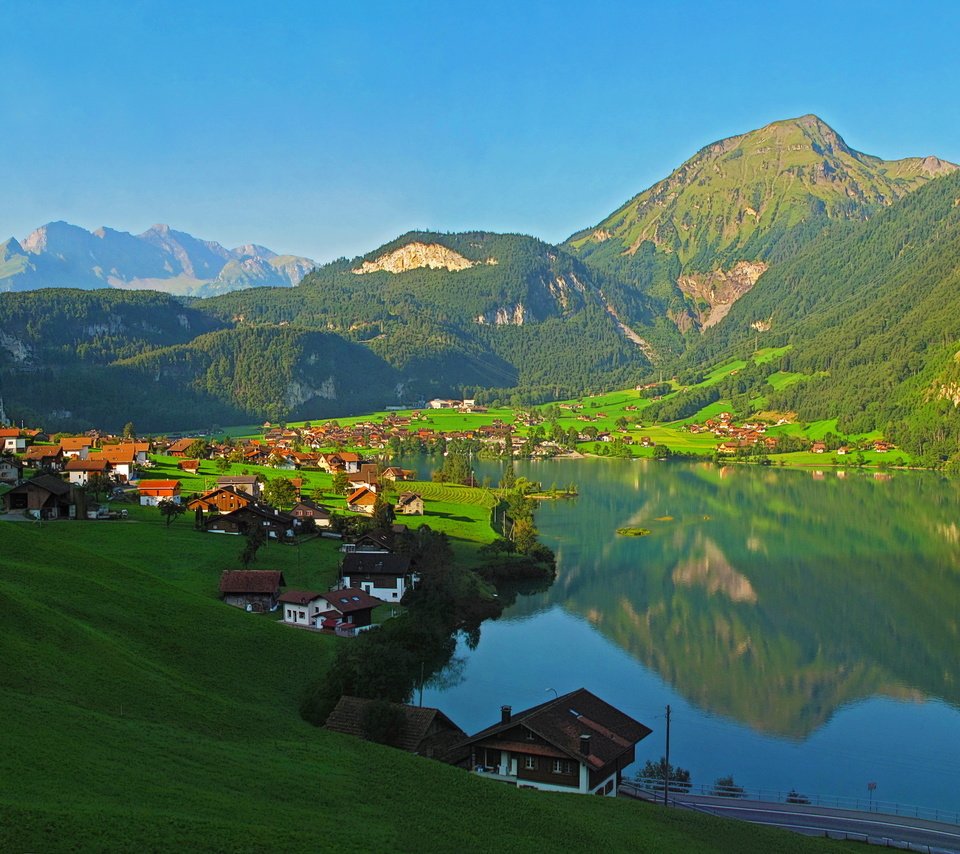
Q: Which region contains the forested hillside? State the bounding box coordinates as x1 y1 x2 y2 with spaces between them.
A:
688 169 960 464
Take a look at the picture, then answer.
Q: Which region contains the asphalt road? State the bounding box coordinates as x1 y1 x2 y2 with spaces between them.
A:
620 786 960 852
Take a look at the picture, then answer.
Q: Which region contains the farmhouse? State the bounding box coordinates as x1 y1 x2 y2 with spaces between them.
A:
205 504 295 539
325 696 466 759
340 552 417 602
0 428 26 454
454 688 651 797
216 475 261 499
59 437 92 460
186 487 253 514
346 486 379 514
2 474 76 519
289 498 333 527
22 445 65 471
98 445 139 481
137 480 182 506
279 587 383 631
0 455 23 485
64 457 112 486
218 570 286 611
395 492 424 516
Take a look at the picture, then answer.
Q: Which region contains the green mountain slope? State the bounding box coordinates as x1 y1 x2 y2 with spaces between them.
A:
688 169 960 463
566 115 955 338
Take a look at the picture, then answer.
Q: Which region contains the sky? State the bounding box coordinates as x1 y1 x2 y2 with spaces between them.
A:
2 0 960 263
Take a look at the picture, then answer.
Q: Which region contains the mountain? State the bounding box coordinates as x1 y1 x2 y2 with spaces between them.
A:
565 115 956 340
684 168 960 463
0 221 316 297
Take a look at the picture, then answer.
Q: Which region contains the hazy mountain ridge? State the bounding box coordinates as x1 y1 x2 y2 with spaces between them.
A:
0 221 316 296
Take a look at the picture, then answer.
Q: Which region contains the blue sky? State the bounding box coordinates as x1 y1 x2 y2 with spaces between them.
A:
2 0 959 262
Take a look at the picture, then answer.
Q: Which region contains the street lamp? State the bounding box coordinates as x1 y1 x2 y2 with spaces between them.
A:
867 782 877 811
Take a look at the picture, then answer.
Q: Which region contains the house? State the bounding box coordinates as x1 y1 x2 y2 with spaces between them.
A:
2 474 77 519
340 553 416 602
454 688 651 796
218 570 286 611
22 445 65 472
0 456 22 485
59 437 93 459
346 485 379 514
289 498 333 528
811 442 827 454
166 437 196 457
177 458 200 474
380 466 415 482
137 480 182 506
340 531 393 554
186 487 253 514
395 492 424 516
337 452 362 473
0 428 26 454
279 587 383 631
325 696 466 759
98 445 139 482
216 475 261 499
64 457 112 486
205 504 295 539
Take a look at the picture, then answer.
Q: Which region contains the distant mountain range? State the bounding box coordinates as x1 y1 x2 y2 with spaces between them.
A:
3 114 960 451
0 221 316 297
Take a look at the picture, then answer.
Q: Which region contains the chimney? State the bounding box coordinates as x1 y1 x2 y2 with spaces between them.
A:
500 705 512 724
579 734 591 756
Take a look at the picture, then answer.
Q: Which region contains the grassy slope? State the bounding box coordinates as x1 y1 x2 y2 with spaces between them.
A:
0 501 845 852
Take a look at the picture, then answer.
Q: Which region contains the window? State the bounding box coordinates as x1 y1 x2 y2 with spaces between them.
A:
524 756 537 770
553 759 563 774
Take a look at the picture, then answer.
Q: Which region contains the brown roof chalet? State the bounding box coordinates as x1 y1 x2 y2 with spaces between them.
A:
325 696 466 757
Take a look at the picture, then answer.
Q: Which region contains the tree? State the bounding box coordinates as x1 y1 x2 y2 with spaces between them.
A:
371 493 395 530
186 438 209 460
122 421 136 440
332 470 349 494
636 757 692 792
239 523 266 568
263 476 297 509
86 472 111 502
711 775 746 798
158 499 186 528
215 456 230 474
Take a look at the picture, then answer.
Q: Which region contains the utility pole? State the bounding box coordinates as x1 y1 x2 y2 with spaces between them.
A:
664 704 671 806
418 661 425 707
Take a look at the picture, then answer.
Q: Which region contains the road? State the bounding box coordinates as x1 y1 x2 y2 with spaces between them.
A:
620 785 960 852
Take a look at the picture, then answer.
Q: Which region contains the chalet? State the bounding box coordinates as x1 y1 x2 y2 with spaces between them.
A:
218 570 286 611
874 441 892 453
279 587 382 631
216 475 261 499
340 553 416 602
22 445 65 471
166 437 196 457
337 452 362 473
0 428 26 454
0 456 23 485
289 498 333 528
346 486 379 514
205 504 295 539
2 474 77 519
186 487 252 514
380 466 415 482
837 446 850 456
716 441 742 454
64 457 112 486
59 437 92 460
340 531 393 554
98 445 139 482
325 696 466 759
811 442 827 454
395 492 424 516
177 458 201 474
454 688 651 796
137 480 182 506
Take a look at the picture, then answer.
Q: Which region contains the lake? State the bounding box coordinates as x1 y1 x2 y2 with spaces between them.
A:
421 458 960 814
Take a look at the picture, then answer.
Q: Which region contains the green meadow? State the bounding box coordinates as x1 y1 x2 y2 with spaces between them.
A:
0 492 847 851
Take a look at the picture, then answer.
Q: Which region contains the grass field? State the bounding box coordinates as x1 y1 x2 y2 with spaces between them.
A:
0 495 847 851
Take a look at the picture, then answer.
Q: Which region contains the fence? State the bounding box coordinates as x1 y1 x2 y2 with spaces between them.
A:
627 777 960 825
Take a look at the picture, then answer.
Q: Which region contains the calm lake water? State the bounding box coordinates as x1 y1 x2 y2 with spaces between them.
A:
421 458 960 813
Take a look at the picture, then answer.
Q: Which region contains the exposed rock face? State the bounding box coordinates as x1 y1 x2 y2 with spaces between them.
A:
353 242 492 274
285 376 337 408
0 330 32 363
476 304 526 325
677 260 769 330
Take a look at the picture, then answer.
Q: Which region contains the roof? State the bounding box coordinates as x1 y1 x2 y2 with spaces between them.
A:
219 570 286 595
23 445 61 460
396 492 422 506
278 589 325 606
324 587 383 613
59 437 92 450
459 688 652 771
217 475 258 485
325 696 465 754
98 446 137 463
342 553 411 577
137 480 181 490
346 486 377 505
8 474 72 497
64 458 110 472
